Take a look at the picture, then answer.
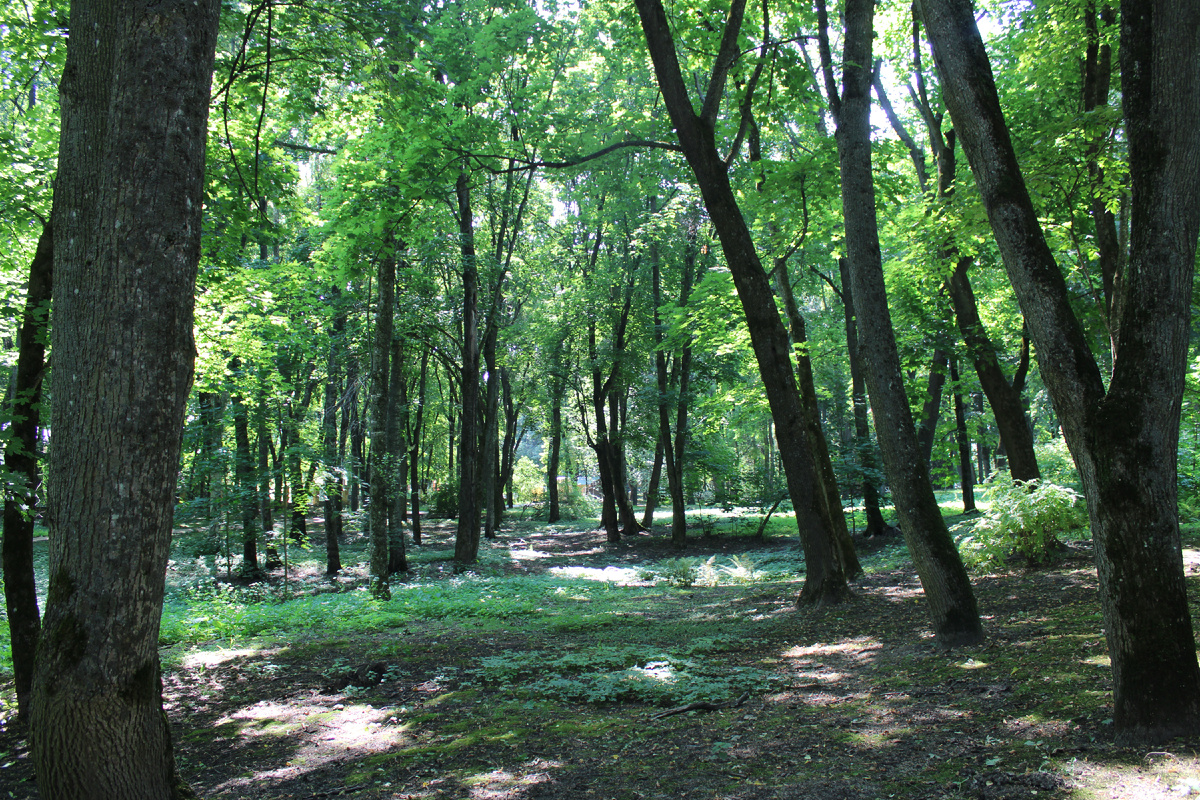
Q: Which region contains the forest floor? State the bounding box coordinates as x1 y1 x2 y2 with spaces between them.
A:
4 508 1200 799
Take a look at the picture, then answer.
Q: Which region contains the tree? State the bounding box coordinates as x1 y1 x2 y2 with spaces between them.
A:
634 0 851 604
31 0 221 795
2 220 51 722
919 0 1200 741
832 0 983 644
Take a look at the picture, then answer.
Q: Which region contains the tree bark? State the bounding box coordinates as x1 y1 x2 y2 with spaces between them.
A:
322 300 345 576
32 0 220 794
409 347 429 545
369 251 396 597
230 374 261 578
920 0 1200 740
386 333 408 574
635 0 849 604
950 358 976 513
455 170 482 564
915 349 949 468
3 219 51 723
836 0 982 644
838 259 887 536
948 258 1041 483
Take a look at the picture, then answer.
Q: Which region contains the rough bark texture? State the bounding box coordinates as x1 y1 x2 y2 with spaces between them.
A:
369 253 396 597
635 0 849 604
920 0 1200 740
837 0 982 644
455 171 482 564
32 0 220 795
322 304 345 575
2 219 51 723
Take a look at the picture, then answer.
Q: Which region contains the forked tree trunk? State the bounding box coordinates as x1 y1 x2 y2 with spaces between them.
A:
32 0 220 794
920 0 1200 740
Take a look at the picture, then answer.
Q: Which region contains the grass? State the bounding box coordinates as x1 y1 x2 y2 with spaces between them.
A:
6 501 1200 799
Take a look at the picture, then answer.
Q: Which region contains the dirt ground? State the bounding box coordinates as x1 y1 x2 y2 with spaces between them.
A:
4 518 1200 799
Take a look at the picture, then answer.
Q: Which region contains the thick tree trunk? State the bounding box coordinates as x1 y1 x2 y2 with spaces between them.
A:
836 0 982 644
920 0 1200 740
369 252 396 597
635 0 849 604
32 0 220 795
455 171 482 564
3 219 51 723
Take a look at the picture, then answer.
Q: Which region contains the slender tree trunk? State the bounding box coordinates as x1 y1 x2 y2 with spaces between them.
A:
32 0 220 794
257 397 280 568
547 364 563 522
635 0 849 604
369 252 396 597
920 0 1200 739
323 303 344 576
775 263 861 577
409 347 429 546
839 260 887 536
950 358 976 513
231 386 261 577
836 0 982 644
641 433 664 528
2 219 51 723
949 258 1041 483
482 323 501 540
455 171 482 564
915 349 949 468
386 333 408 574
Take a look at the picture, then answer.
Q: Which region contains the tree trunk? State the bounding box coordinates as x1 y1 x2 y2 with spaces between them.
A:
950 358 976 513
634 0 849 604
386 333 408 575
641 433 665 528
915 349 949 468
455 170 482 564
836 0 982 644
546 361 564 522
774 263 861 577
230 373 261 578
838 259 887 536
482 322 501 540
369 252 396 597
920 0 1200 740
409 347 429 546
2 219 51 723
32 0 220 794
323 302 345 576
948 258 1041 483
257 398 280 568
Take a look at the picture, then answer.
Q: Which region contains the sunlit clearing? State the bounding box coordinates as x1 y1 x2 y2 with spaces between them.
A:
957 658 988 670
549 565 642 583
210 702 410 795
879 585 924 602
783 637 882 662
182 647 262 669
635 660 677 684
464 759 561 796
509 547 552 561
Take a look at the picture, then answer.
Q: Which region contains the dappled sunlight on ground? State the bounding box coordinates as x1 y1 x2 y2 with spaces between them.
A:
181 646 265 670
548 564 643 583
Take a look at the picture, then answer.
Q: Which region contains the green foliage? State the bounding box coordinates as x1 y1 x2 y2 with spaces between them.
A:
956 476 1086 570
471 637 774 706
